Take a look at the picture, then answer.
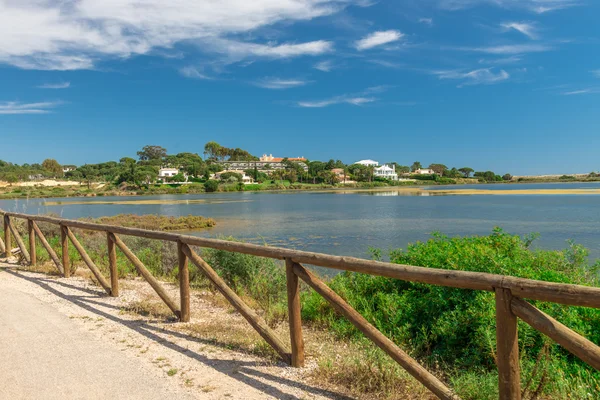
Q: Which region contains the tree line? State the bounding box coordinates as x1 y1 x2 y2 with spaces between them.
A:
1 142 513 187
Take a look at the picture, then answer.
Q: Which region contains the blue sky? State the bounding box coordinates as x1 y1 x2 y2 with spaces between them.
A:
1 0 599 175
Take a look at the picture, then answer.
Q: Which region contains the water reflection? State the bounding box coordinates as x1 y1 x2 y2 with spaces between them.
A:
2 182 600 261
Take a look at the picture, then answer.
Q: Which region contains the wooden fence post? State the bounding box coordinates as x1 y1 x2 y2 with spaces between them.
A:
4 215 11 257
31 221 63 274
496 288 521 400
286 259 305 367
107 232 119 297
65 227 111 295
178 240 190 322
28 220 36 266
61 224 70 278
8 221 31 264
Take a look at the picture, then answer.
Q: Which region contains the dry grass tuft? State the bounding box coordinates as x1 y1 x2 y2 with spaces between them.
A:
175 318 281 362
122 298 176 320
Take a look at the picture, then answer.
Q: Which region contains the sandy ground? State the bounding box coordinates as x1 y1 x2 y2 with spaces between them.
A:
0 179 83 188
0 259 350 400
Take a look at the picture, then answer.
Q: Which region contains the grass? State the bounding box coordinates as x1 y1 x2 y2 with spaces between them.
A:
81 214 216 231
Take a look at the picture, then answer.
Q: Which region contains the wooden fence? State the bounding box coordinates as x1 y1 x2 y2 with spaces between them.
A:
1 210 599 400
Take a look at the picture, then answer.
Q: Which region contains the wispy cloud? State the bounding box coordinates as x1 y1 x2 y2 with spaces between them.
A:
368 59 403 68
419 18 433 26
314 60 335 72
202 39 333 61
298 96 376 108
355 30 404 51
478 56 522 65
465 44 553 54
37 82 70 89
501 22 538 39
0 1 353 70
253 78 310 89
297 86 388 108
0 101 62 115
434 68 510 86
562 89 593 95
592 70 600 78
179 66 212 80
435 0 578 14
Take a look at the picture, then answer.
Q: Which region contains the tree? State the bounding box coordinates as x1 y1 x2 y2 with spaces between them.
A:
78 164 99 189
502 174 513 181
389 163 410 174
429 163 448 176
119 157 136 165
42 159 63 177
458 167 474 178
411 161 422 172
445 167 462 179
137 145 167 161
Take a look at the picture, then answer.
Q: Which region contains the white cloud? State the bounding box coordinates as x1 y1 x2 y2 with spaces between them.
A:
0 0 352 70
501 22 538 39
355 30 404 51
419 18 433 26
0 101 61 115
254 78 310 89
297 86 387 107
298 96 375 108
562 89 592 95
202 39 333 60
435 68 509 86
435 0 578 13
179 66 212 80
469 44 552 54
37 82 70 89
314 60 335 72
592 70 600 78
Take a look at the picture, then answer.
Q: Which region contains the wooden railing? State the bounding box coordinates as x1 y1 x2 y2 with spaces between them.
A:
1 210 599 400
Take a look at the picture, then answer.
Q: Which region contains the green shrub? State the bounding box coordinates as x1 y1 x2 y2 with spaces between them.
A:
302 229 600 398
204 180 219 192
202 240 287 324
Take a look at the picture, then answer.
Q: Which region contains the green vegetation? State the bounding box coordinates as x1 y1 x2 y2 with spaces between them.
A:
6 221 600 398
302 229 600 398
81 214 216 231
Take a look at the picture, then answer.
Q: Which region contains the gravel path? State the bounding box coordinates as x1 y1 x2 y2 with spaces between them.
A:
0 260 350 400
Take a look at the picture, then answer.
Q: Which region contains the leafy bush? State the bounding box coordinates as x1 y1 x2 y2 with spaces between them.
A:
302 229 600 398
560 175 576 180
204 180 219 192
202 241 287 324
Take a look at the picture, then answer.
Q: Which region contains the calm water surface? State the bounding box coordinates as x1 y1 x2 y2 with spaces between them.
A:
2 182 600 261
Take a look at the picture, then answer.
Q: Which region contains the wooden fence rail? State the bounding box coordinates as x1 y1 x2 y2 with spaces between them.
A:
1 210 599 400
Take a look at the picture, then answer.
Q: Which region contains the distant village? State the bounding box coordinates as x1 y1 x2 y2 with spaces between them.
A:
1 142 522 188
156 154 437 185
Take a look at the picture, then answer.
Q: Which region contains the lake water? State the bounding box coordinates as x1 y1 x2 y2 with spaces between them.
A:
2 182 600 261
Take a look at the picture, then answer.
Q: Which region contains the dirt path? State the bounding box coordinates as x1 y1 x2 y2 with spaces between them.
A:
0 261 349 400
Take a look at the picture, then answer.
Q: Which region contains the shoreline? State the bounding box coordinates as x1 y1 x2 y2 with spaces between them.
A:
1 178 600 201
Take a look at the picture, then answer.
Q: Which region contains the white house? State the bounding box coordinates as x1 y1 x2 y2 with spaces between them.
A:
374 164 398 180
354 159 379 167
158 168 180 178
213 170 255 184
414 168 435 175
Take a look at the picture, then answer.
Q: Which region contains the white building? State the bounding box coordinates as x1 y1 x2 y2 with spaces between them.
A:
374 164 398 181
213 170 255 184
414 168 435 175
158 168 180 178
354 159 379 167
